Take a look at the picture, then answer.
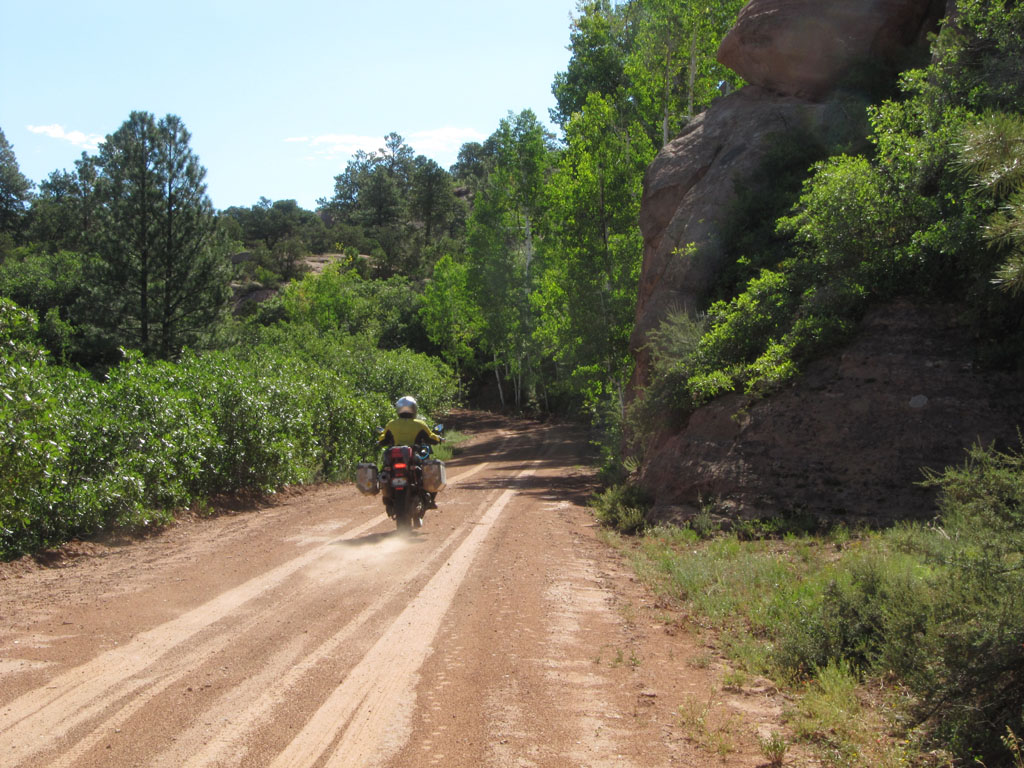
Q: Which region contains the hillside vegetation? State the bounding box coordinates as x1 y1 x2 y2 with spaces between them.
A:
601 439 1024 765
598 1 1023 764
1 298 453 557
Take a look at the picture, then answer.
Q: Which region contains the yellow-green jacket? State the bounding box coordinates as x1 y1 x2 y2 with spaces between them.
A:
377 416 442 448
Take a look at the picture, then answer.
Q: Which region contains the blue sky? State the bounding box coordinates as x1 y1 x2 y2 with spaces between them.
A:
1 0 579 211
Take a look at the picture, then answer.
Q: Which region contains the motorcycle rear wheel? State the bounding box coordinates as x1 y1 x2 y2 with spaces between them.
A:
394 493 415 532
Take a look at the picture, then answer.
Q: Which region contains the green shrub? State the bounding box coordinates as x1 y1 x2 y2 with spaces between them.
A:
1 301 66 552
591 482 650 534
768 545 935 680
276 264 427 350
0 298 456 560
912 443 1024 762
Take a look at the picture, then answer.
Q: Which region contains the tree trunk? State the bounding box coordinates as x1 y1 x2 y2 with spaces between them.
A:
662 47 672 146
687 30 697 119
493 351 505 409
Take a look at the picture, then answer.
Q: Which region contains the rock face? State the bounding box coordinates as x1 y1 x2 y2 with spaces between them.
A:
718 0 948 100
628 0 1013 525
639 301 1024 525
630 0 949 392
631 86 831 387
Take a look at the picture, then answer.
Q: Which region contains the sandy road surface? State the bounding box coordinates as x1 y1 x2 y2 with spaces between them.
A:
0 413 794 767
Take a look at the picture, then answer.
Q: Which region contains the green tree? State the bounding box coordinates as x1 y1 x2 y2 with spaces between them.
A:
321 135 427 276
537 93 655 415
420 254 483 391
551 0 631 130
960 111 1024 295
323 151 373 220
26 158 99 253
0 127 34 250
379 132 416 190
90 111 230 358
625 0 745 145
411 157 455 244
928 0 1024 113
221 197 326 254
465 110 554 408
450 140 494 190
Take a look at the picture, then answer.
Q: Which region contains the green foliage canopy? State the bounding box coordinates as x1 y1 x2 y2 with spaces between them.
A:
538 93 655 411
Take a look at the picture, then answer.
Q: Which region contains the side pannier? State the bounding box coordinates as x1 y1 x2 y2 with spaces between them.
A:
421 459 446 493
355 462 380 495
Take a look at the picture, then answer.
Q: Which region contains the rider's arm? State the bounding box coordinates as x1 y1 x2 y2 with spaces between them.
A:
415 428 441 445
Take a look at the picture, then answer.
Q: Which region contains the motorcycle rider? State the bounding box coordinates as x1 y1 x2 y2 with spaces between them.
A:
377 396 444 513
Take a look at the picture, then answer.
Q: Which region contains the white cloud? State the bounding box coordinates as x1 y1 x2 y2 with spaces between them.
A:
287 127 487 165
26 124 103 151
407 126 487 160
286 133 380 159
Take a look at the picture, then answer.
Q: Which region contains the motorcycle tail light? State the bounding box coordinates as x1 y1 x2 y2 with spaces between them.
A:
393 463 407 470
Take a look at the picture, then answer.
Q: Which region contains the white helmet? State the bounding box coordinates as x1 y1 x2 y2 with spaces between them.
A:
395 396 418 416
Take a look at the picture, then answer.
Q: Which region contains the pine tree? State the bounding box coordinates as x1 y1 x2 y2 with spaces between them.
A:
0 127 34 247
90 111 229 358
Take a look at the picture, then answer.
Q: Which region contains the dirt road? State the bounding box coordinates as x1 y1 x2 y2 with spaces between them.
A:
0 413 789 767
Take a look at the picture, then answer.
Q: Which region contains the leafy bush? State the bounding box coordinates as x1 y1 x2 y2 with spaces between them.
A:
714 126 833 301
911 443 1024 761
591 482 650 534
0 248 104 365
767 544 935 679
1 300 67 551
0 299 456 559
275 263 427 350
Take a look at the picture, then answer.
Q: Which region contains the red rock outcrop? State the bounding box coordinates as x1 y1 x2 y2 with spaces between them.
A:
718 0 948 100
639 301 1024 524
631 86 832 387
630 0 951 391
628 0 1010 525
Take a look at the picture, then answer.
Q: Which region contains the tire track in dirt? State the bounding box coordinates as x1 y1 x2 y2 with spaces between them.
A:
0 457 499 768
2 416 800 768
148 489 499 767
269 460 542 768
0 512 382 766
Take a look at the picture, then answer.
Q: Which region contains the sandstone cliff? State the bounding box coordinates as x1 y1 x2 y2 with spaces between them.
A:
631 0 949 390
630 0 1024 524
718 0 946 100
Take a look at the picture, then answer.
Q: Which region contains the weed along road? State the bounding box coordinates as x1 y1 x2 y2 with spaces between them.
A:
0 413 780 767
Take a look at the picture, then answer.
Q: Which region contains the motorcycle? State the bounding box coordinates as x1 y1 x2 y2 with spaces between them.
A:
356 424 446 531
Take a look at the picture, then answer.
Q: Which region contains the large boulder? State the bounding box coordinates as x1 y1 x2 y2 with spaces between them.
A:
718 0 948 100
630 86 832 388
630 0 950 390
628 0 984 525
